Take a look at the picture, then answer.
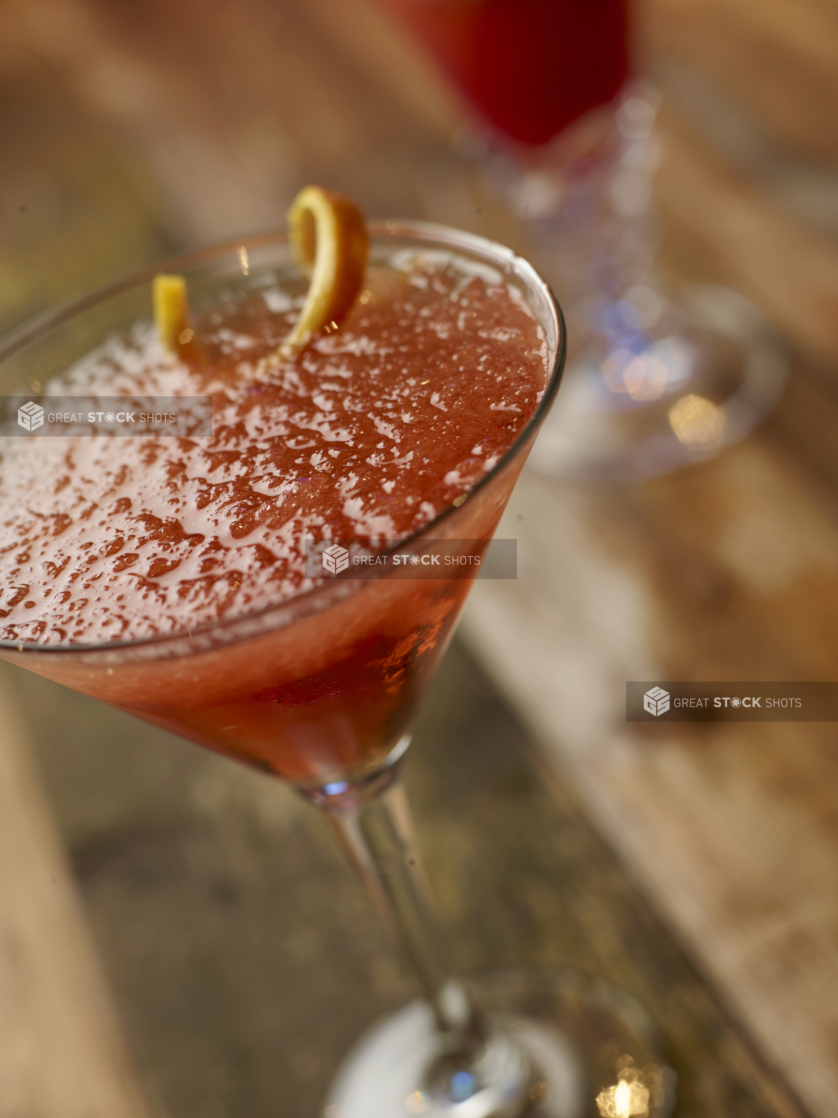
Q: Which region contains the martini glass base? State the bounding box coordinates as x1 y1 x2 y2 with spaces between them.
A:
325 966 676 1118
529 284 788 484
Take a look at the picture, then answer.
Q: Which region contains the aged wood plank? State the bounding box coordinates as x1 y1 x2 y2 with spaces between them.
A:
0 0 300 246
644 0 838 161
0 51 167 332
306 0 472 143
2 0 457 248
0 671 151 1118
657 109 838 363
461 443 838 1118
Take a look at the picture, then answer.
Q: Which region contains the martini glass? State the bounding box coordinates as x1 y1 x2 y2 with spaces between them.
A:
0 224 674 1116
378 0 788 482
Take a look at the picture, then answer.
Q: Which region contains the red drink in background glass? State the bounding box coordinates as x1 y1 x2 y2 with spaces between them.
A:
382 0 630 146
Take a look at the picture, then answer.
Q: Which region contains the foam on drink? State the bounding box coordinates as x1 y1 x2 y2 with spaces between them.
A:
0 254 546 647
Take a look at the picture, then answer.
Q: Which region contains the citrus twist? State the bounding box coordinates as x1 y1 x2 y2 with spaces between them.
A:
153 274 201 362
152 187 367 361
283 185 368 354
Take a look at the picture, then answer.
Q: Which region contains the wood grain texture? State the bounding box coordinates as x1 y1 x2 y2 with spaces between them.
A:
461 444 838 1118
657 109 838 363
643 0 838 160
0 672 150 1118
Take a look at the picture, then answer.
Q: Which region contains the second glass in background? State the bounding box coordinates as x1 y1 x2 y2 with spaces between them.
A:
381 0 788 482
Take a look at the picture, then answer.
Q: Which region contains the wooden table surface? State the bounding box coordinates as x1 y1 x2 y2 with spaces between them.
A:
0 1 836 1115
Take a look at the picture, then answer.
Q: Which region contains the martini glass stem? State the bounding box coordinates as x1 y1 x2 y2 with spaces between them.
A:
327 778 477 1039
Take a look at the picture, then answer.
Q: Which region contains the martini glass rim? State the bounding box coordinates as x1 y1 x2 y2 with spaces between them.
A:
0 219 566 657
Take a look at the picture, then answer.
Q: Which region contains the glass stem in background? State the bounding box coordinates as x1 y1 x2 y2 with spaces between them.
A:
485 79 787 481
486 80 664 363
327 777 477 1040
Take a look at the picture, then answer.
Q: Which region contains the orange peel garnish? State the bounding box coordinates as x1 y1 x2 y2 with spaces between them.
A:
153 273 203 363
283 185 368 354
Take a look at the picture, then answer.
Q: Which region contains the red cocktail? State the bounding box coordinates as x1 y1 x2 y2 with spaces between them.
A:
0 223 561 797
380 0 630 145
